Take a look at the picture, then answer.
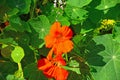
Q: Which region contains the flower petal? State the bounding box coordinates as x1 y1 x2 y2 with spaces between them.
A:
50 22 61 36
37 58 52 70
44 35 55 48
61 26 73 39
43 66 55 78
54 40 73 54
55 67 69 80
47 48 54 60
54 55 66 66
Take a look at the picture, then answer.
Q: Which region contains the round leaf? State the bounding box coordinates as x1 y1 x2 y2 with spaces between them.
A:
28 15 50 39
11 46 25 63
89 34 120 80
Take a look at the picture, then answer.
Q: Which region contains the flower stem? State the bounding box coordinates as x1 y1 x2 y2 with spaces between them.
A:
17 62 24 78
30 0 37 18
65 53 68 62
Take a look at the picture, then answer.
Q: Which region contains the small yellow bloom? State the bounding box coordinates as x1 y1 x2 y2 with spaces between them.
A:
101 19 115 26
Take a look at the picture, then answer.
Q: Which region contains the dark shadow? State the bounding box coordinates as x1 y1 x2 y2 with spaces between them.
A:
88 0 101 8
104 4 120 19
86 40 106 66
82 0 104 30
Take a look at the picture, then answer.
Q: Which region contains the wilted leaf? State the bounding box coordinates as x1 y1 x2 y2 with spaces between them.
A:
1 45 14 58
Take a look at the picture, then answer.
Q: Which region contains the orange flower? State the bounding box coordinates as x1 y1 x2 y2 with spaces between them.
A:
45 22 73 55
38 55 69 80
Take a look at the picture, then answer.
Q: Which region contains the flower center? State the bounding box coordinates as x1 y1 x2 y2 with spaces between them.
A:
56 34 62 38
55 31 62 39
51 60 62 67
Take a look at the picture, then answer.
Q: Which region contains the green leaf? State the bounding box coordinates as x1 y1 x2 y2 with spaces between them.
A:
66 0 92 8
28 15 50 39
1 31 30 46
57 15 70 26
0 0 11 20
63 66 80 74
47 8 69 25
104 5 120 19
0 38 17 45
0 0 31 18
0 61 17 80
72 35 83 54
42 0 48 5
15 33 30 45
23 63 47 80
7 8 19 17
40 3 53 16
6 75 15 80
65 5 88 24
63 60 81 74
7 0 31 14
96 0 120 10
20 0 31 14
67 71 83 80
29 29 44 48
113 25 120 43
8 16 31 32
72 34 92 55
6 74 25 80
90 34 120 80
11 46 25 63
86 41 106 66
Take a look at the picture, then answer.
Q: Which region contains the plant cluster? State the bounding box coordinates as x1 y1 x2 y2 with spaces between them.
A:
0 0 120 80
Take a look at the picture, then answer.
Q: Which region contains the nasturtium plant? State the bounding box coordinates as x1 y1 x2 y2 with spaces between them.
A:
0 0 120 80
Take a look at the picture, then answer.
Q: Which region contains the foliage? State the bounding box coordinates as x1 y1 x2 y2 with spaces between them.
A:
0 0 120 80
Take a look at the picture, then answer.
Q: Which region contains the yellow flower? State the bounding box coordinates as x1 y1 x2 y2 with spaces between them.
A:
101 19 115 26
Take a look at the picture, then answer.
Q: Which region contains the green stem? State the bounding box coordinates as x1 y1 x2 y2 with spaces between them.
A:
18 63 22 71
34 49 38 63
30 0 37 18
17 62 23 78
65 53 68 62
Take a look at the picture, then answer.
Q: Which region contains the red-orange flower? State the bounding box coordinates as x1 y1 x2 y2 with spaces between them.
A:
37 55 69 80
45 22 73 55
